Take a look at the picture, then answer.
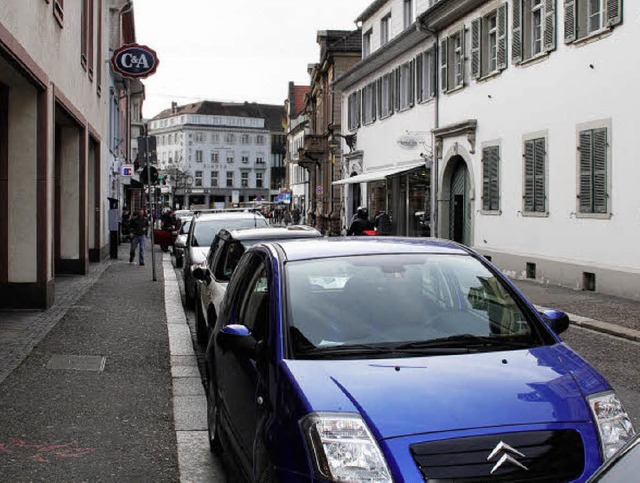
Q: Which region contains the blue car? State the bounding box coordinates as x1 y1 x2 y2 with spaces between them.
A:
204 238 635 482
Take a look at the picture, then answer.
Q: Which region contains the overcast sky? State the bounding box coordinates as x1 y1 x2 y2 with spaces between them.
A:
134 0 372 119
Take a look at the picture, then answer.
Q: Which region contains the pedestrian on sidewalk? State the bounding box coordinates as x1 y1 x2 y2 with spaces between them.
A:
129 209 150 265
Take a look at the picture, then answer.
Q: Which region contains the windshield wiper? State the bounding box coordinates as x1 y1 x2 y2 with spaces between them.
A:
296 343 398 358
394 334 535 351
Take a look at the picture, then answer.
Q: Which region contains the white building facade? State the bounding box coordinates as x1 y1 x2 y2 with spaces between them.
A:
337 0 637 299
149 102 275 209
334 0 437 236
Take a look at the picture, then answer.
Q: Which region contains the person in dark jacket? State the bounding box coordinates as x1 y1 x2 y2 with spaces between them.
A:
129 209 150 265
347 207 374 236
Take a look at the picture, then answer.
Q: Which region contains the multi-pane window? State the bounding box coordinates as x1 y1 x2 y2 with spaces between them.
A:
482 145 500 211
347 91 361 131
578 127 608 214
523 138 547 213
211 171 218 187
381 14 391 46
378 72 394 118
256 135 266 145
241 172 249 188
241 134 250 145
441 29 465 92
256 172 263 188
168 134 173 145
362 82 377 125
363 29 372 57
256 155 265 165
226 133 235 144
472 6 508 79
404 0 413 29
195 150 203 162
512 0 557 64
211 152 219 163
396 60 415 111
564 0 622 43
226 152 234 163
226 172 234 188
194 170 203 187
195 132 203 142
241 154 250 164
416 48 436 102
211 133 220 144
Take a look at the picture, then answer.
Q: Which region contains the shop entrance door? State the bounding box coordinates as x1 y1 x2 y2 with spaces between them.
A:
449 159 470 245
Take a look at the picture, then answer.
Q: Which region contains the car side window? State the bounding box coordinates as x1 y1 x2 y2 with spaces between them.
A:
237 258 269 341
208 237 224 272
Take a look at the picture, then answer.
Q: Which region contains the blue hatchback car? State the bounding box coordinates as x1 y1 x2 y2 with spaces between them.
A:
204 238 635 482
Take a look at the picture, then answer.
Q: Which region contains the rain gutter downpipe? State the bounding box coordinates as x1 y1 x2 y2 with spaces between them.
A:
416 20 440 238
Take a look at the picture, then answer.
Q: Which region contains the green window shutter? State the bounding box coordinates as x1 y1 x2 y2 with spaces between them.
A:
489 146 500 211
544 0 557 52
395 68 401 111
459 27 466 86
497 4 508 70
372 82 377 122
512 0 523 64
409 59 416 107
524 140 535 212
564 0 577 43
429 47 437 98
440 38 449 92
593 128 608 213
356 89 362 128
416 53 424 102
471 18 481 79
606 0 623 27
534 138 546 212
376 78 382 118
579 130 593 213
482 149 490 211
389 73 395 114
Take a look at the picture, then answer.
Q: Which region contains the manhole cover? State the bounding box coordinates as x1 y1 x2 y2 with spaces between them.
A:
46 355 106 372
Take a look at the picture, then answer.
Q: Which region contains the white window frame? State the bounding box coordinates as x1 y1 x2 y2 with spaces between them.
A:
226 171 234 188
522 131 549 216
575 119 612 218
512 0 556 64
403 0 413 29
362 82 377 125
481 143 501 213
363 29 372 57
241 171 249 188
256 172 263 188
195 150 203 163
380 13 391 46
211 171 218 187
417 47 436 103
194 170 203 187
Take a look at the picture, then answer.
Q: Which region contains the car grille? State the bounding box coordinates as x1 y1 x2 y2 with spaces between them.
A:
410 430 584 482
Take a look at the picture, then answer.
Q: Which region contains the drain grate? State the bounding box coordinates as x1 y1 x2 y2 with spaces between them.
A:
46 355 106 372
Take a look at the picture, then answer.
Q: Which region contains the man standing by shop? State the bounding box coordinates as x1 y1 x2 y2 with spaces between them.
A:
129 209 150 265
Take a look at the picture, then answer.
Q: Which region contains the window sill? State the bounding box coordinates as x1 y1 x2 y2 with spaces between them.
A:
477 69 503 82
521 211 549 218
517 52 549 67
418 96 435 105
444 84 465 95
575 212 611 220
572 27 613 46
480 209 502 216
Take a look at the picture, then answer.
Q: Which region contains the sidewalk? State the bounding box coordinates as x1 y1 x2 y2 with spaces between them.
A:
0 242 179 481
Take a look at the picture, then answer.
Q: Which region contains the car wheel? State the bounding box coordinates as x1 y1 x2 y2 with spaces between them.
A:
195 300 208 346
206 380 223 455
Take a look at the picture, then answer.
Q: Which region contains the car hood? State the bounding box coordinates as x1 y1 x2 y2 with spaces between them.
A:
190 247 209 265
283 344 598 439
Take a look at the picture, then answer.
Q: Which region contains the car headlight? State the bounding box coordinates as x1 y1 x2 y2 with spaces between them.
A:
588 391 636 460
300 412 391 482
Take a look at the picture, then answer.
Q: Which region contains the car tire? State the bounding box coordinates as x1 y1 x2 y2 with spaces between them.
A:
195 300 208 346
206 380 223 455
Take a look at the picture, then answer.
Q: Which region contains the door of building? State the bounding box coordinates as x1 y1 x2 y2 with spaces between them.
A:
449 159 470 245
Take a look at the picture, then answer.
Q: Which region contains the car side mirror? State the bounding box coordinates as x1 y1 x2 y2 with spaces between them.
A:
174 238 186 249
217 324 260 359
541 309 570 335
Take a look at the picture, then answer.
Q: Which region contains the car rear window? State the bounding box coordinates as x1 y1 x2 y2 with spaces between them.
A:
191 217 268 247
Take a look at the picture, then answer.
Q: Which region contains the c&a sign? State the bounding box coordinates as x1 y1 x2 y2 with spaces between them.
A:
111 43 159 79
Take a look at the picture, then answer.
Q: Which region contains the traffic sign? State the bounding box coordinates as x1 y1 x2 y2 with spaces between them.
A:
111 43 159 79
315 185 323 195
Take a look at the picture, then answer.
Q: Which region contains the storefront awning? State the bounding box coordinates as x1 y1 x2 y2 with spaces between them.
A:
332 161 427 185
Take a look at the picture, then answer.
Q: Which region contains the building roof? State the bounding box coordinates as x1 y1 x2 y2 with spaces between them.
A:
317 29 362 58
152 101 285 132
355 0 388 23
293 86 310 117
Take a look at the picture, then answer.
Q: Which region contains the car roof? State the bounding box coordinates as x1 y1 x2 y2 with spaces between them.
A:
194 211 265 222
265 237 470 262
222 226 322 241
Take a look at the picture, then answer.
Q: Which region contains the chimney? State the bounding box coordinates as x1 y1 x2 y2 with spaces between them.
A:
171 101 177 114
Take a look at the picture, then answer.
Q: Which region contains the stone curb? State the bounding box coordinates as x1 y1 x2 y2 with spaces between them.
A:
534 305 640 343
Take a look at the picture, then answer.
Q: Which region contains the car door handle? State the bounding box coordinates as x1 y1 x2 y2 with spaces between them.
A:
257 396 264 406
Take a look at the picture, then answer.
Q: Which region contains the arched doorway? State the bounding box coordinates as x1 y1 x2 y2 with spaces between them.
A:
448 157 470 245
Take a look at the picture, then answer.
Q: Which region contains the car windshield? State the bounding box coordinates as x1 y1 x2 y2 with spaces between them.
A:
191 217 267 247
286 254 548 359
